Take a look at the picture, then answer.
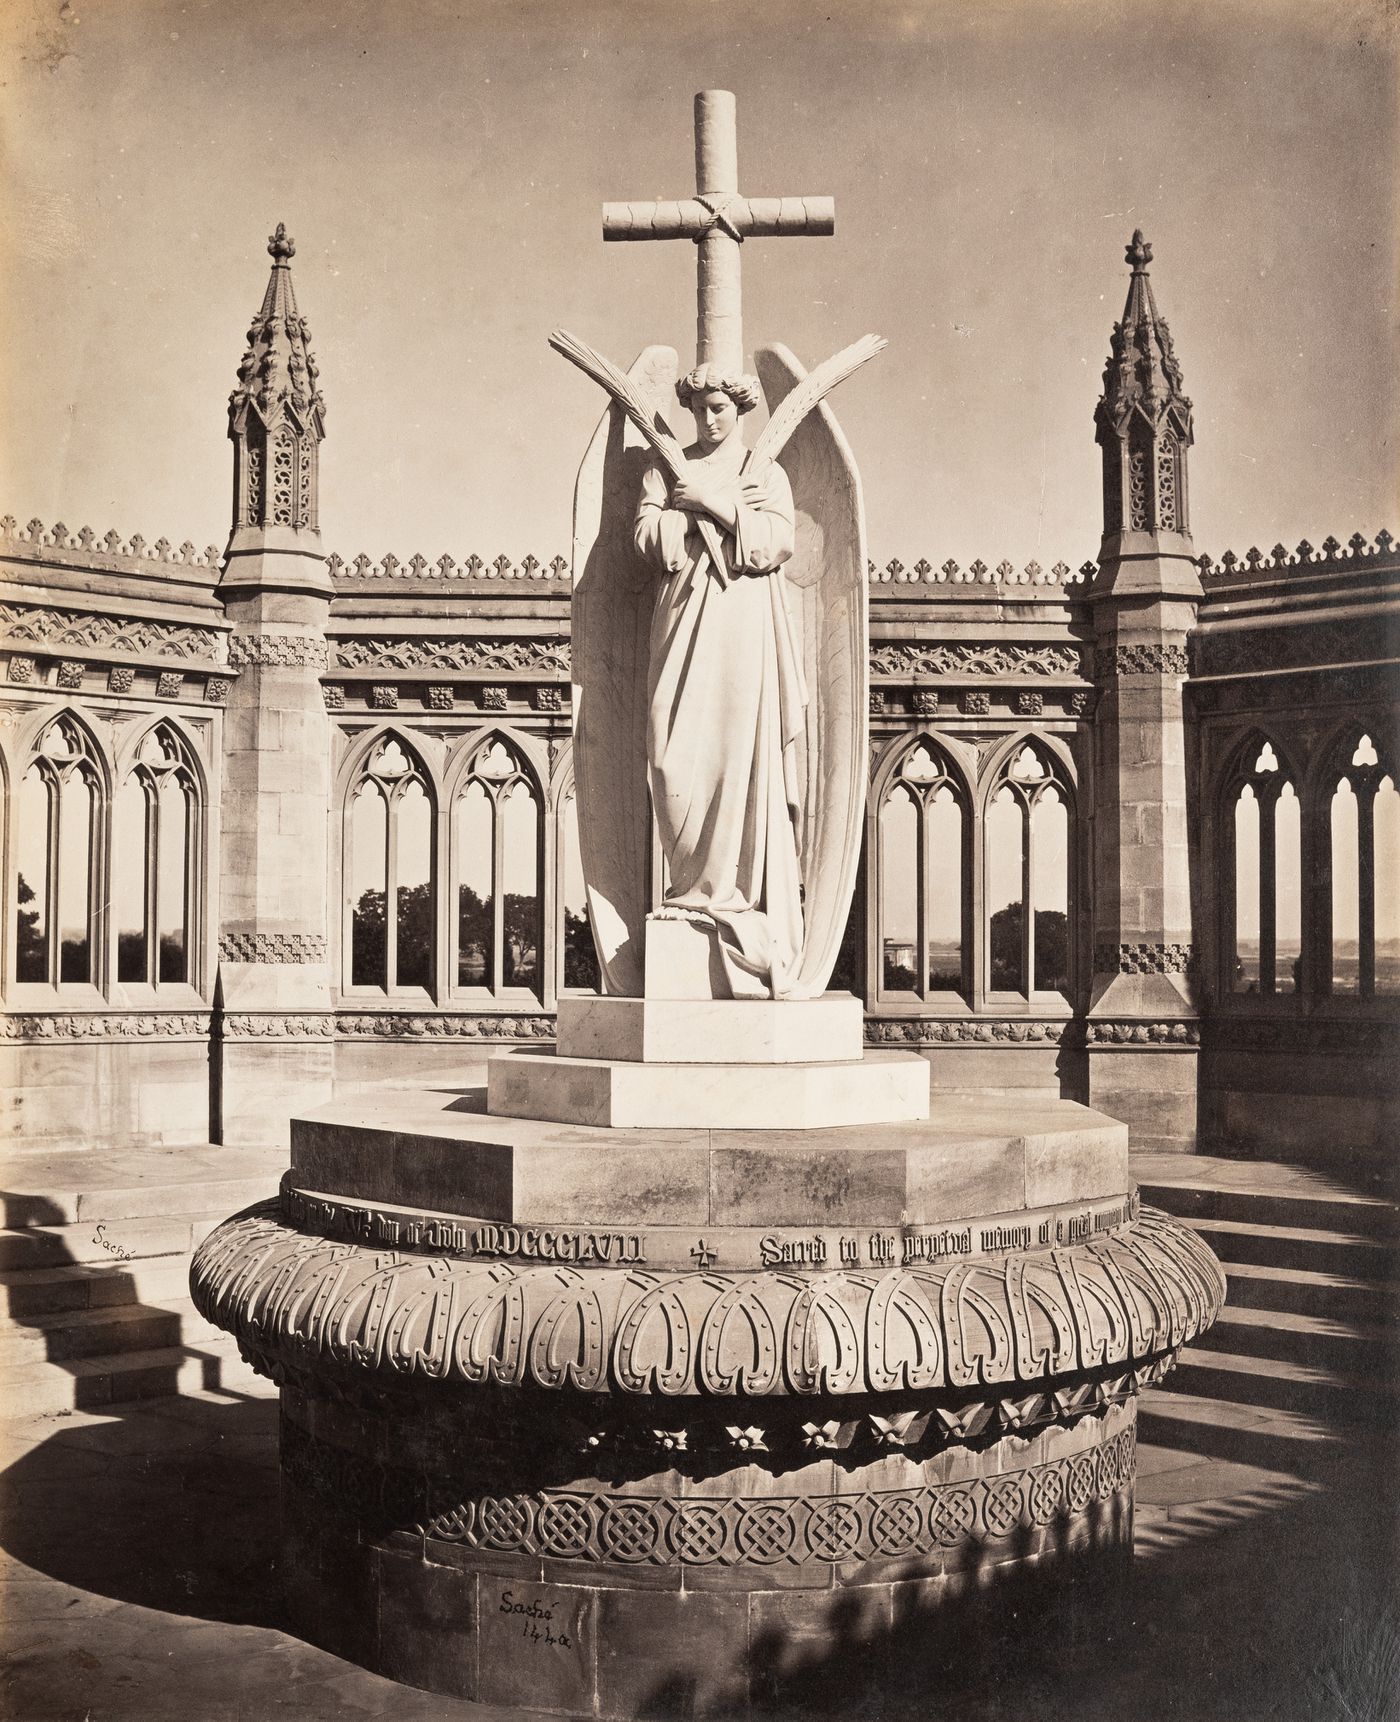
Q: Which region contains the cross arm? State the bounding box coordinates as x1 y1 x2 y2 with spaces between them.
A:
603 196 835 242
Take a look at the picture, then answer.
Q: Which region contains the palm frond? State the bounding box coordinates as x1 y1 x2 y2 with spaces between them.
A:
755 334 887 461
548 328 687 479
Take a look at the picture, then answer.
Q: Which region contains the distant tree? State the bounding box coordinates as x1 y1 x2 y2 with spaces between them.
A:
16 873 44 982
563 908 600 991
989 903 1069 993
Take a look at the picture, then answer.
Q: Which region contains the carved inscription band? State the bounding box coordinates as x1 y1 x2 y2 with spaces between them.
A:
191 1202 1225 1399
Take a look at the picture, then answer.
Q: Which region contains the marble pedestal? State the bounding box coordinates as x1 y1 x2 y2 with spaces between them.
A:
191 1080 1226 1717
488 993 931 1130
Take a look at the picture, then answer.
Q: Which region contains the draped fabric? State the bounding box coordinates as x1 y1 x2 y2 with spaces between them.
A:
634 437 809 997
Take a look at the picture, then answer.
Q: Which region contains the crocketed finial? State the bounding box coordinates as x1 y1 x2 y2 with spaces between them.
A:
268 222 296 264
1126 229 1152 272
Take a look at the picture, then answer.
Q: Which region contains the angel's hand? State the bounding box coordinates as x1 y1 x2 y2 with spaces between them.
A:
669 472 713 516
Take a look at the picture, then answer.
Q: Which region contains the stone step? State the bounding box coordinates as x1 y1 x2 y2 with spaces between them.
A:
0 1337 272 1419
0 1142 284 1227
1137 1387 1349 1472
1219 1258 1400 1325
1161 1345 1397 1424
0 1297 225 1366
1182 1216 1399 1280
0 1213 221 1272
1191 1304 1395 1375
0 1254 197 1319
1138 1179 1400 1242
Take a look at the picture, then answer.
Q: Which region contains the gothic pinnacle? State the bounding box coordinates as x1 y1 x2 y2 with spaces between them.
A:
268 222 296 264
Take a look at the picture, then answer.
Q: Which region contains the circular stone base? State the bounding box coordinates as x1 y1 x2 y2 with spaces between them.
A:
278 1387 1135 1718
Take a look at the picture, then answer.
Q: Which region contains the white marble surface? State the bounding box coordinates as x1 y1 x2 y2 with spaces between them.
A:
485 1045 930 1130
556 992 864 1065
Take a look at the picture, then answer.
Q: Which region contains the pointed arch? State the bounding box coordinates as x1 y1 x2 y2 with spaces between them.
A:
871 733 971 1001
341 729 438 995
114 718 206 990
449 729 544 1000
1313 723 1399 998
982 734 1075 1000
1217 728 1302 996
13 710 108 989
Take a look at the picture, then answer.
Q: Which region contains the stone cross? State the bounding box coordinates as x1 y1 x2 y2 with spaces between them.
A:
602 90 835 377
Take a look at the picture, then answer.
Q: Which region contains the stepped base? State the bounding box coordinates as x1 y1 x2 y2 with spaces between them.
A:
189 1099 1225 1718
487 1046 931 1129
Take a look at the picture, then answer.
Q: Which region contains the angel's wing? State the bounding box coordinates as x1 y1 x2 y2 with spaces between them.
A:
570 345 679 996
755 343 869 999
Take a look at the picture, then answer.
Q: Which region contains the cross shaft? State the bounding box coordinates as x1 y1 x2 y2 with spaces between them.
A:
602 91 835 377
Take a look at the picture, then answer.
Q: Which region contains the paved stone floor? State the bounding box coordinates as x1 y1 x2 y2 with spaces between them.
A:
1 1379 1395 1722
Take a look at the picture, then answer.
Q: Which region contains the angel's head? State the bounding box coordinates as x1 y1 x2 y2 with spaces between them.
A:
677 364 761 450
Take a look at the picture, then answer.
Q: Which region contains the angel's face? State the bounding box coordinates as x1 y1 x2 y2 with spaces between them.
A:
691 388 739 450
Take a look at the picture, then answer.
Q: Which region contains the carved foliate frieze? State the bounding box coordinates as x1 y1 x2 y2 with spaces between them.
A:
218 931 327 964
334 637 570 675
871 643 1085 679
190 1202 1225 1400
218 1013 335 1038
334 1012 554 1039
1085 1020 1200 1046
866 1018 1074 1047
1192 617 1388 679
0 603 223 663
0 1013 211 1041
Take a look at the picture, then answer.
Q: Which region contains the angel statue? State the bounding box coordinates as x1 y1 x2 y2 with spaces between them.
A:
552 91 882 1002
632 361 807 997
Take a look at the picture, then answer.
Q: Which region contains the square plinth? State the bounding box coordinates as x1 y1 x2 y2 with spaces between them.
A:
555 994 864 1065
486 1047 931 1130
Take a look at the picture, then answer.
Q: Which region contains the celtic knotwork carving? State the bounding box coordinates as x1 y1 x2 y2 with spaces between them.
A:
981 1476 1023 1538
734 1501 797 1564
669 1502 729 1565
535 1494 593 1558
478 1494 534 1551
927 1486 977 1547
598 1500 661 1563
869 1493 923 1555
1065 1454 1096 1514
805 1499 863 1561
1027 1464 1065 1524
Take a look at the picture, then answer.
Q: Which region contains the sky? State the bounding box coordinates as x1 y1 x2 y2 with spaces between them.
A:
3 0 1396 569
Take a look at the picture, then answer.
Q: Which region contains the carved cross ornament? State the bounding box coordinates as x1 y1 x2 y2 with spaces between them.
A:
603 90 834 374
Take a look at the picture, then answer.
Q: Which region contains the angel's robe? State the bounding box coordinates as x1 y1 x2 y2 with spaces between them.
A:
634 433 809 998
